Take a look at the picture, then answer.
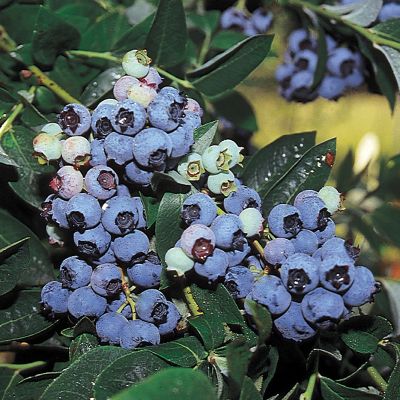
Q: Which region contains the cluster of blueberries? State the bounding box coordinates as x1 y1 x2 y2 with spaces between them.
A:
220 6 273 36
340 0 400 22
275 29 365 102
165 186 380 342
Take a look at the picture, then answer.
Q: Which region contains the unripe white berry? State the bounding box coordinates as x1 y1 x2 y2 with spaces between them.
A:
177 153 205 181
202 145 231 174
61 136 91 166
165 247 194 276
219 139 244 168
122 50 151 78
318 186 342 214
113 75 139 101
33 133 62 164
239 208 264 237
207 170 237 196
127 82 157 107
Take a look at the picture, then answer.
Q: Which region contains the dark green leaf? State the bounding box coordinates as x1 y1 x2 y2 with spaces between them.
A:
146 0 187 67
212 91 257 132
80 67 124 107
261 138 336 214
239 376 262 400
384 343 400 400
0 368 22 400
227 338 252 393
189 314 226 351
245 300 272 344
149 336 207 367
111 367 217 400
0 209 53 287
1 126 55 209
72 316 96 337
376 45 400 91
32 6 80 66
151 171 192 193
380 279 400 335
341 331 378 354
4 377 51 400
0 290 56 344
261 346 279 395
210 31 248 51
372 19 400 42
312 25 327 89
69 333 99 362
40 346 127 400
307 341 342 367
239 132 316 193
187 35 273 97
140 193 160 228
188 11 220 33
93 350 170 400
0 144 17 168
371 204 400 247
192 121 218 154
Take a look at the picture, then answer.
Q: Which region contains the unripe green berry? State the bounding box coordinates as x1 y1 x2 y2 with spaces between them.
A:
207 171 236 196
41 122 63 136
219 139 244 168
33 132 62 164
239 208 264 237
165 247 194 276
122 50 151 78
61 136 91 167
202 145 231 174
318 186 341 214
178 153 205 181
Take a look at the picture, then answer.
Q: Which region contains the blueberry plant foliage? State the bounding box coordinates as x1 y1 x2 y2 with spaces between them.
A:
0 1 400 400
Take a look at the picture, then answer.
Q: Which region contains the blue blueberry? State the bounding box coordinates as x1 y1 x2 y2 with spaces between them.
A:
107 292 133 318
127 252 162 288
327 48 358 77
41 195 69 229
319 254 355 293
275 63 295 84
57 104 91 136
296 196 331 231
89 139 107 166
280 253 319 295
60 256 92 289
290 230 318 255
264 238 295 265
135 289 168 324
293 190 318 208
344 69 364 88
125 161 153 187
294 50 318 72
211 214 246 251
91 103 115 139
378 2 400 22
181 111 201 130
251 8 273 33
85 165 119 200
194 248 229 281
181 193 217 226
226 241 250 267
315 219 336 245
92 242 117 265
91 263 122 297
223 185 262 215
224 266 254 299
320 237 359 261
65 193 102 232
40 281 70 316
220 7 247 30
113 230 150 264
120 320 160 349
288 29 315 54
158 301 181 335
318 76 346 100
96 312 128 344
111 99 146 136
67 286 107 318
325 35 337 53
104 132 134 165
274 301 316 342
73 224 111 258
289 71 317 102
168 122 194 158
244 255 264 272
116 184 130 197
267 204 303 238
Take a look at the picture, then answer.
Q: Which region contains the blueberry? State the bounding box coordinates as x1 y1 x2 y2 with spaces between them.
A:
327 48 358 78
315 219 336 245
96 312 128 344
250 275 291 315
288 29 315 53
41 195 69 229
224 266 254 299
293 190 318 208
202 145 230 174
132 128 173 171
65 193 102 232
344 69 364 88
92 243 117 265
181 193 217 226
165 247 195 275
91 103 115 139
318 76 346 100
219 140 244 169
320 237 359 261
61 136 91 167
325 35 337 53
158 301 181 335
318 186 341 214
102 196 142 235
107 292 133 318
120 320 160 349
378 2 400 22
220 7 247 30
275 63 295 86
251 8 273 33
342 266 381 307
294 50 318 72
122 49 151 79
177 153 205 182
274 301 316 342
239 208 264 237
67 286 107 318
267 204 303 238
148 88 187 132
33 132 62 163
289 71 317 102
116 184 131 197
85 165 119 200
319 255 355 293
113 230 150 264
135 289 168 324
194 248 229 281
168 122 194 159
180 224 216 261
60 256 92 289
207 171 237 196
57 103 91 136
127 82 157 108
89 139 107 167
296 196 331 231
73 224 111 258
264 238 296 265
91 263 122 297
127 252 162 288
211 214 246 251
113 75 139 101
49 166 84 200
111 99 147 136
290 230 318 255
223 185 261 215
301 287 345 328
226 241 250 267
280 253 319 295
140 67 163 90
103 132 134 165
244 255 264 272
125 161 153 187
40 281 70 316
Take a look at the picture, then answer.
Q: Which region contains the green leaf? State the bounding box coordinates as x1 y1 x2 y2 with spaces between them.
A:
371 19 400 42
371 204 400 247
245 300 272 344
1 126 55 209
148 336 207 367
0 238 29 297
188 11 220 33
376 45 400 91
0 144 17 169
187 35 273 98
151 171 192 193
342 0 383 27
145 0 187 67
379 279 400 335
260 138 336 214
69 333 99 362
39 346 127 400
0 290 56 344
189 315 226 351
212 91 257 132
93 350 170 400
32 6 80 66
226 338 252 393
261 346 279 394
192 121 218 154
239 376 262 400
384 344 400 400
0 209 53 287
210 31 248 51
0 368 22 400
111 367 217 400
3 376 51 400
341 331 378 354
140 193 160 228
320 376 383 400
239 132 316 193
80 67 124 107
312 25 327 89
307 341 342 367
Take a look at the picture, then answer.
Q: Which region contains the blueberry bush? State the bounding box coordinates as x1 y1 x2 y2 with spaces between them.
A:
1 0 400 399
